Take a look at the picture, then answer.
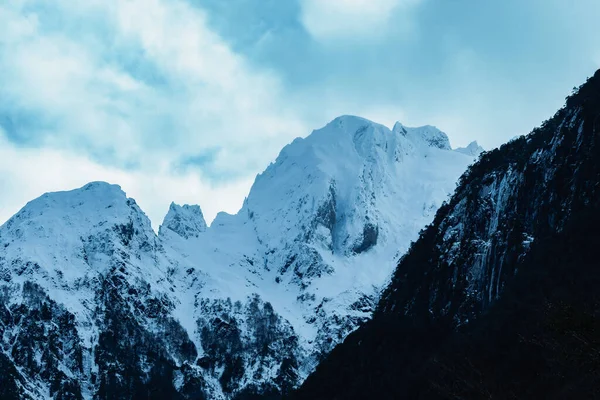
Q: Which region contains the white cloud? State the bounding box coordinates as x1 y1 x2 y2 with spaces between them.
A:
0 0 307 177
300 0 422 41
0 129 252 229
0 0 310 228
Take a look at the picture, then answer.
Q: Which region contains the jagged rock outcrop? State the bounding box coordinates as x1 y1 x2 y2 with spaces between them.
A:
159 203 207 239
455 140 484 156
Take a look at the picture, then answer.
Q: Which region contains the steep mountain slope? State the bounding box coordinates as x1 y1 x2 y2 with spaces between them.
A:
158 116 479 396
0 182 204 399
295 71 600 399
0 116 478 399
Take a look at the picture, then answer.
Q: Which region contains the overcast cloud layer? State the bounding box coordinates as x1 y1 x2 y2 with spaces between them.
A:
1 0 599 228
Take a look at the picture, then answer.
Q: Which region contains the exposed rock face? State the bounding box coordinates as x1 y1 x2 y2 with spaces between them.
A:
393 122 452 150
0 115 479 399
159 203 208 239
295 71 600 399
455 140 485 156
195 296 302 398
0 282 84 399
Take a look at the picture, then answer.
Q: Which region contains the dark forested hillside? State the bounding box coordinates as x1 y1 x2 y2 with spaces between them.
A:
294 70 600 399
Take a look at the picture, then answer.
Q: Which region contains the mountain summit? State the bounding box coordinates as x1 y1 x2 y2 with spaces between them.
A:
159 203 208 239
455 140 484 156
0 116 479 399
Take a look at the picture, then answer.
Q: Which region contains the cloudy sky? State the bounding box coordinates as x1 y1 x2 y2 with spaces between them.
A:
1 0 599 229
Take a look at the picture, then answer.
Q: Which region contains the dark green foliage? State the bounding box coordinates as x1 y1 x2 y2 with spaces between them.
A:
198 300 244 393
197 295 301 397
178 364 209 400
247 299 279 357
274 357 299 395
114 220 135 246
417 213 600 399
0 352 22 400
0 282 84 400
94 273 199 400
294 70 600 399
233 384 281 400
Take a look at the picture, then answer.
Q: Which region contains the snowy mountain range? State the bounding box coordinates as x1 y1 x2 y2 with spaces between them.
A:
0 115 481 399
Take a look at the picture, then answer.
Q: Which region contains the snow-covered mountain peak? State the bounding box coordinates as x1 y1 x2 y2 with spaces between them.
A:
159 202 207 239
0 181 159 287
313 115 392 154
1 181 147 235
456 140 485 156
82 180 123 192
326 114 388 135
274 116 455 171
273 115 390 164
0 115 482 399
235 115 479 293
242 116 391 257
392 122 452 150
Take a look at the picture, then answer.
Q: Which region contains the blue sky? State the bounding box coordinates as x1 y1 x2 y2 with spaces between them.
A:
0 0 598 228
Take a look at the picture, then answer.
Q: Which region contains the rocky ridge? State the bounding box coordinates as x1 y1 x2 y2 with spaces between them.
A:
0 116 479 399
